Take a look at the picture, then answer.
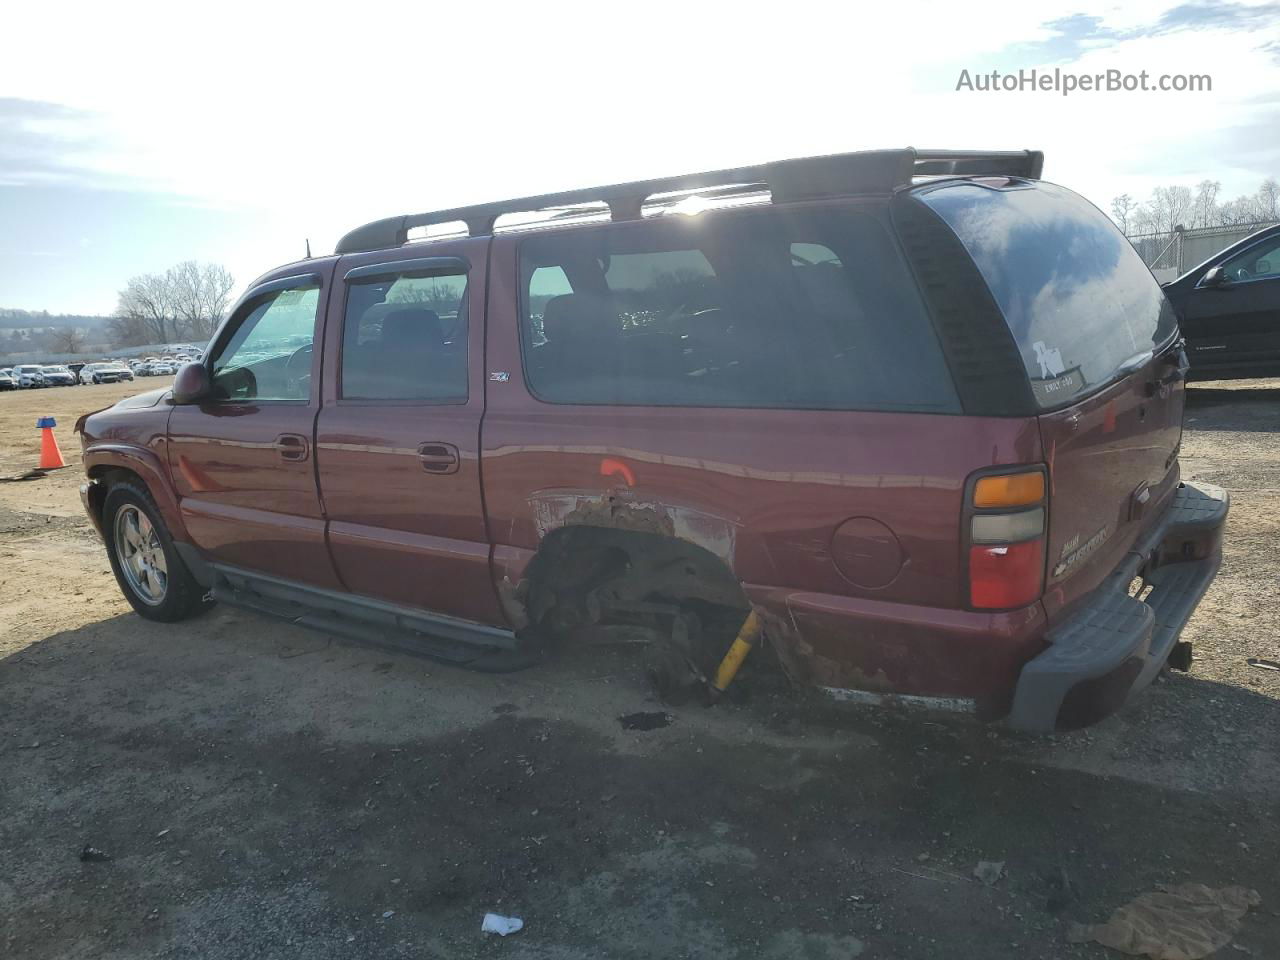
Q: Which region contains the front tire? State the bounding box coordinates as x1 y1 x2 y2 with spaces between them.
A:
102 481 213 622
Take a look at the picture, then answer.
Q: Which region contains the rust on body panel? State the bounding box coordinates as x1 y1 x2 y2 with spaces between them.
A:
528 489 739 565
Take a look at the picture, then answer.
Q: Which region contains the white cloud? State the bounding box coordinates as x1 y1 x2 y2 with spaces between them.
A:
1 0 1277 289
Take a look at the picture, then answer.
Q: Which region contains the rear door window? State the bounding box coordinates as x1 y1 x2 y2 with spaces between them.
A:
919 181 1178 408
340 269 468 402
518 209 959 412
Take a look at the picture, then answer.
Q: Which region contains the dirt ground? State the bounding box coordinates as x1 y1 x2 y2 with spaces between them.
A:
1 379 1277 960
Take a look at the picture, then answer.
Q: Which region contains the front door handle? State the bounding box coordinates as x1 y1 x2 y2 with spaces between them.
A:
418 442 459 475
274 433 310 462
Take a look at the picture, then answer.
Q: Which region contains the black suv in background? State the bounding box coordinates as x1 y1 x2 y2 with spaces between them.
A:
1163 223 1280 380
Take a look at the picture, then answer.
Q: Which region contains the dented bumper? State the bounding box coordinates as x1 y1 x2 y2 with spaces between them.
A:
1007 481 1228 732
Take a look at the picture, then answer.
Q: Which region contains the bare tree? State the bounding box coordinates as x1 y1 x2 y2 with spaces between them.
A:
51 327 87 354
170 261 236 341
1130 202 1160 236
116 272 179 344
106 312 151 347
1193 180 1221 228
1257 178 1280 222
111 261 235 347
1110 194 1136 235
1149 185 1193 236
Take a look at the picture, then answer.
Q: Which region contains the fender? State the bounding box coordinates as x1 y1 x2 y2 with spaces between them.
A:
82 442 191 544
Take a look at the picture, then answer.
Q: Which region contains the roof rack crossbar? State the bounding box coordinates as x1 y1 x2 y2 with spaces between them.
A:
335 148 1042 254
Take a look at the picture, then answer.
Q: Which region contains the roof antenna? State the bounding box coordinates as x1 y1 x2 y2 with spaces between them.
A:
305 238 312 259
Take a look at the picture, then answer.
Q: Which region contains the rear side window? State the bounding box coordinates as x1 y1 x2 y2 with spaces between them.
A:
518 209 959 412
920 181 1178 408
341 270 468 401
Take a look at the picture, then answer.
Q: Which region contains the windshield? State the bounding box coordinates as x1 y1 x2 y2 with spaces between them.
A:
919 181 1178 408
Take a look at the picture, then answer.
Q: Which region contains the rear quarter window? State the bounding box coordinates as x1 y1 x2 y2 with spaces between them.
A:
919 181 1178 408
517 207 960 413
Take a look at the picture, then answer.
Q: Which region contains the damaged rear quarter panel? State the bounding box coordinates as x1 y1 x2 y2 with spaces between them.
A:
479 232 1044 699
528 489 739 565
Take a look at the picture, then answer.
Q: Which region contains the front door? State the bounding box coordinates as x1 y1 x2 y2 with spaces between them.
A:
1181 234 1280 374
167 266 342 589
314 238 503 626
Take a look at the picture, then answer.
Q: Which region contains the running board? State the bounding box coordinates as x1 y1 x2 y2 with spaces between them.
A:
210 564 536 672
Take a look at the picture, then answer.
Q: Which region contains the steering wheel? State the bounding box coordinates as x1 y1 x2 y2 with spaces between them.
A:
284 344 313 396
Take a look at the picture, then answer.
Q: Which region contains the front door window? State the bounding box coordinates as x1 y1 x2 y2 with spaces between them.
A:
209 285 321 401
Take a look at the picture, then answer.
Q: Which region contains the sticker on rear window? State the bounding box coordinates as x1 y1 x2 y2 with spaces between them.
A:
1031 340 1086 403
1033 341 1065 379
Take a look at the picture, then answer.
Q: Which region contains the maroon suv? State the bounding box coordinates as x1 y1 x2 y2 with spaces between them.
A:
77 148 1227 731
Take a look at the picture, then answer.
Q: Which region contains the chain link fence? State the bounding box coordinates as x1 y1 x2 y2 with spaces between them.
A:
1129 222 1278 282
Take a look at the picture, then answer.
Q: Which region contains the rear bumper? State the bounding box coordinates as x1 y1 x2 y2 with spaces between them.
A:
1007 480 1229 732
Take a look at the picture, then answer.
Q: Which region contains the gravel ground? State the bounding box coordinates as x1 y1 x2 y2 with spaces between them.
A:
0 378 1277 960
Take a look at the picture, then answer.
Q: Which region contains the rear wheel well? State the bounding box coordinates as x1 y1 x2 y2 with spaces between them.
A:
519 525 758 695
524 526 749 625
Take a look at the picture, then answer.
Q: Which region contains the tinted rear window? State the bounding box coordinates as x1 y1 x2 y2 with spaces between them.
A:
518 208 959 412
920 181 1178 408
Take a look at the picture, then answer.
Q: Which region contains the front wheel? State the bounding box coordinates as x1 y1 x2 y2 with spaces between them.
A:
102 481 213 622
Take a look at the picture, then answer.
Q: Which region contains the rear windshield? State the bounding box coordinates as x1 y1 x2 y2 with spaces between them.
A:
920 181 1178 408
518 207 959 412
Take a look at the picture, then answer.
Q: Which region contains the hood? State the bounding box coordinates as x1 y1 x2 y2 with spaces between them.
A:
116 388 171 410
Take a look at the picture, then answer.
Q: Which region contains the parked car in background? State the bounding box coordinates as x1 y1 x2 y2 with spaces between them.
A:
1163 223 1280 380
77 148 1227 733
81 362 135 384
0 368 16 391
39 365 78 387
14 364 46 388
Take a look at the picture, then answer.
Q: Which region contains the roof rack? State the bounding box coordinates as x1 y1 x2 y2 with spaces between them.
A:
335 148 1044 255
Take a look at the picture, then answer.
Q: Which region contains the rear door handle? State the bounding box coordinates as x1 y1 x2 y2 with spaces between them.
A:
274 433 310 462
418 442 459 475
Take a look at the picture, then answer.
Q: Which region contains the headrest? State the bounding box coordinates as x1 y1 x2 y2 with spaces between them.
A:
381 308 443 349
542 293 617 344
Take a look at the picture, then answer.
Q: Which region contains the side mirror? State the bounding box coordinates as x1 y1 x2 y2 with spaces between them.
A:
1201 265 1229 288
172 362 212 404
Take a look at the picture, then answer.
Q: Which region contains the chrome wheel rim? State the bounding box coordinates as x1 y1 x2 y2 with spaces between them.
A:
114 504 168 605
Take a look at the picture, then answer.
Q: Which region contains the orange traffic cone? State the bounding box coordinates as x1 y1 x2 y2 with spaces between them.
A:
37 416 66 469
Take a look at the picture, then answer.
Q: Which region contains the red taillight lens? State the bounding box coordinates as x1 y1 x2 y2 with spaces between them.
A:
969 539 1045 609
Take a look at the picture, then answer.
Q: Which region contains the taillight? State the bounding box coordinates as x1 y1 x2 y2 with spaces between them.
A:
966 467 1047 610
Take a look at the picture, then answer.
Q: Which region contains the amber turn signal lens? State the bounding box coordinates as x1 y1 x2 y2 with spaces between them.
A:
973 472 1045 508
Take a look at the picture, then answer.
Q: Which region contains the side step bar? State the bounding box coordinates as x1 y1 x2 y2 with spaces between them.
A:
210 564 536 673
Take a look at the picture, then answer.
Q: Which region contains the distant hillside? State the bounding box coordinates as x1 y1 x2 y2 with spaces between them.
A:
0 309 115 364
0 308 113 331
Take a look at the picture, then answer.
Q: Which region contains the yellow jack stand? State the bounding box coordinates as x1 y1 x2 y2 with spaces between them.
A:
711 610 764 694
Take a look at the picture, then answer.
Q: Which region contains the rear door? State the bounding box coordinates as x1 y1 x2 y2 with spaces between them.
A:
919 180 1183 618
1178 233 1280 375
314 238 504 626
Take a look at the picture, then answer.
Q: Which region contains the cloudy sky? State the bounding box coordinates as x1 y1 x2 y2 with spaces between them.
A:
2 0 1278 314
